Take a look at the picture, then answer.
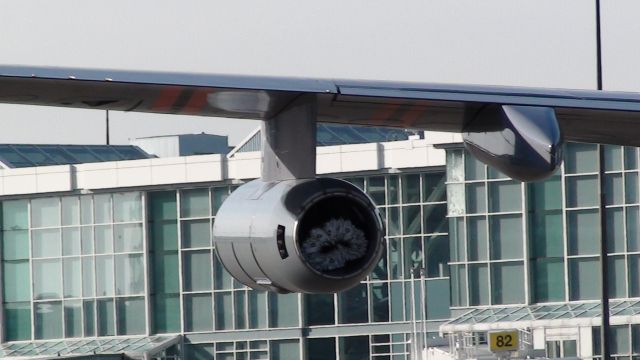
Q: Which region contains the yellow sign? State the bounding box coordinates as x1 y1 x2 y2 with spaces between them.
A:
489 330 519 352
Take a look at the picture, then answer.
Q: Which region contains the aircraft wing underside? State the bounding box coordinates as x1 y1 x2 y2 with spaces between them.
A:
2 65 640 146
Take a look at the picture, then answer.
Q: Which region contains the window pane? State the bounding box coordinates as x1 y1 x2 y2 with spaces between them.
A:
466 183 486 214
34 259 62 300
114 223 143 253
34 302 62 339
269 293 299 327
532 259 565 303
81 226 93 255
62 227 81 256
403 237 423 277
64 300 82 338
489 181 521 212
465 154 485 180
97 299 115 336
214 256 233 290
117 297 145 335
153 295 180 333
491 262 525 304
468 217 487 261
80 195 93 224
367 177 386 205
271 339 299 360
5 302 31 341
390 281 405 320
402 174 420 203
529 211 563 258
31 197 60 228
308 338 336 360
629 207 640 252
211 187 229 216
387 176 399 205
96 255 114 296
249 290 268 328
402 206 421 235
113 192 142 222
425 235 449 278
528 176 563 210
181 188 210 218
32 228 61 258
625 147 638 169
63 257 82 298
604 145 622 171
82 257 95 297
184 294 213 332
2 200 28 230
568 209 600 255
608 256 626 299
630 256 640 297
565 143 598 174
389 238 402 279
606 208 625 253
605 173 623 205
340 336 369 360
490 215 523 260
338 283 368 324
115 254 144 295
2 230 29 260
611 325 630 355
94 194 112 223
62 196 80 225
424 203 447 234
215 292 233 330
426 279 451 320
469 264 489 305
423 172 446 202
182 219 211 248
95 225 113 254
569 257 601 300
566 175 598 207
626 172 639 204
84 300 95 336
449 217 465 262
450 265 467 307
370 283 389 322
388 207 400 236
183 250 212 291
235 291 246 329
3 260 30 302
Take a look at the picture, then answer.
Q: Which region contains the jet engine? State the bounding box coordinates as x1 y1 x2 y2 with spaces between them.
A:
212 177 385 293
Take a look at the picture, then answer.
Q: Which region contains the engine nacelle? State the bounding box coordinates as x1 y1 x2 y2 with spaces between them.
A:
212 177 385 293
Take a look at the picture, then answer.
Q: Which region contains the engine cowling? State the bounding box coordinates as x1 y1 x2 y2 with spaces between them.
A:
212 177 385 293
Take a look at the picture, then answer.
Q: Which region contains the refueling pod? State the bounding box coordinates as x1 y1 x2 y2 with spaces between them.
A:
212 177 385 294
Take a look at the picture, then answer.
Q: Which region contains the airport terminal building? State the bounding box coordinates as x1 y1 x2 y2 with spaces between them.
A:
0 127 639 359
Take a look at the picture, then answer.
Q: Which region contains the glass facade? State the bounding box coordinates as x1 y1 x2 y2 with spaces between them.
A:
1 171 449 359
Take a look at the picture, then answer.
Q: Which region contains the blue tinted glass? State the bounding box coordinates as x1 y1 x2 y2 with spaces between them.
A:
113 147 149 160
88 146 122 161
0 145 34 167
38 146 79 164
13 145 57 165
62 146 101 162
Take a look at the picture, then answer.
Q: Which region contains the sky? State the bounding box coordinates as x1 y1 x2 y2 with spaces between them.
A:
0 0 624 146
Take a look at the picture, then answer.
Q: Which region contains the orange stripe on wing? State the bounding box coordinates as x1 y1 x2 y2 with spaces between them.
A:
370 103 402 126
152 86 182 111
182 89 209 115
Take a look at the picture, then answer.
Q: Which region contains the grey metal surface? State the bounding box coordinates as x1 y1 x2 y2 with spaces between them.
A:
261 95 317 181
3 65 640 146
463 105 562 181
212 178 384 293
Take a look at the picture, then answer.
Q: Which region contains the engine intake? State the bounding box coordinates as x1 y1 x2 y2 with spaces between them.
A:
212 177 385 293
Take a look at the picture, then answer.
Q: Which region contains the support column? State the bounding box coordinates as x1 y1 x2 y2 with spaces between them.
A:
261 95 317 182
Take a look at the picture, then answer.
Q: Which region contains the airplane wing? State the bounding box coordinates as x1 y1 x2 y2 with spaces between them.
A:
2 65 640 146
